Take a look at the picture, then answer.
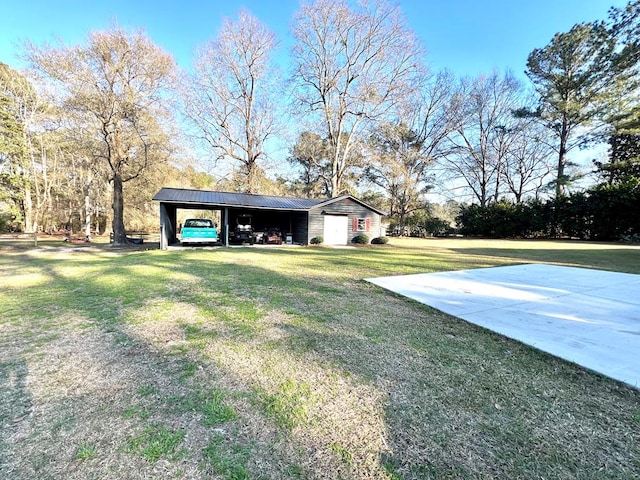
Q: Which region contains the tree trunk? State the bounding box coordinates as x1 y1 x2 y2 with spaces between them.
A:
67 202 74 235
556 117 569 198
21 179 35 233
330 148 339 198
84 179 92 240
245 159 257 194
515 191 522 203
111 173 127 244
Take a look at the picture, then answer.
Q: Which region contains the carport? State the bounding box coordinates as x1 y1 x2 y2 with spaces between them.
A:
152 187 385 248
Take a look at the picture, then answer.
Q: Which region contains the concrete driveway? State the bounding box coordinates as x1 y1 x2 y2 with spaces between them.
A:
366 264 640 389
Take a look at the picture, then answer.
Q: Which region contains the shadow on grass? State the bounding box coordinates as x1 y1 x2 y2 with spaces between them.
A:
2 245 640 478
0 359 32 468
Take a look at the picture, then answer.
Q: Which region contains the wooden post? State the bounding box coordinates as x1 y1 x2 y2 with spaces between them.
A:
224 207 229 246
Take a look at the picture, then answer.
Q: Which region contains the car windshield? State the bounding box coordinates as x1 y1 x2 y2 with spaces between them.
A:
184 219 213 228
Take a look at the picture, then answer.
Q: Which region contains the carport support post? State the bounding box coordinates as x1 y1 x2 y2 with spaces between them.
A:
160 203 168 250
223 207 229 246
159 202 177 249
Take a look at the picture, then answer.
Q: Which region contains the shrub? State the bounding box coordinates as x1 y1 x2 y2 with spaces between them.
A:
351 234 369 244
455 181 640 241
310 236 323 245
371 236 389 244
0 210 20 233
457 200 548 238
422 217 450 237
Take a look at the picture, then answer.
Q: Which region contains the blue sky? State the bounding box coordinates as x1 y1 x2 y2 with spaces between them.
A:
0 0 628 79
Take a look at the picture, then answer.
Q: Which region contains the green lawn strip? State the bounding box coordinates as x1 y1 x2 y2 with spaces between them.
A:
125 423 186 462
456 245 640 273
0 253 247 475
202 434 250 480
166 387 237 426
75 443 98 460
117 358 244 469
254 378 314 430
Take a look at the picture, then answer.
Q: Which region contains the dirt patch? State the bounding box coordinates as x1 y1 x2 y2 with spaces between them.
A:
0 322 205 479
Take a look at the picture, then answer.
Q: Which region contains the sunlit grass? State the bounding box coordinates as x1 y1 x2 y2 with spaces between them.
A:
0 238 639 479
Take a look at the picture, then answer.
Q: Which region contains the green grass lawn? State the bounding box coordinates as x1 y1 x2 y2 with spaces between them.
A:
1 237 639 479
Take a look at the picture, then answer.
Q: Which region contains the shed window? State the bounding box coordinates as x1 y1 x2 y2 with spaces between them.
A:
353 217 370 232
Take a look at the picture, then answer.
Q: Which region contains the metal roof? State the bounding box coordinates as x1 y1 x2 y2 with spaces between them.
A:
153 188 325 211
153 187 385 215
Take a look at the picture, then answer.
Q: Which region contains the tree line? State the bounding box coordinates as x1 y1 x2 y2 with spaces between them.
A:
0 0 638 244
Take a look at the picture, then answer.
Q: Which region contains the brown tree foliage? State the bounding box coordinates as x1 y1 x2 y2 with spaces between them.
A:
26 26 176 244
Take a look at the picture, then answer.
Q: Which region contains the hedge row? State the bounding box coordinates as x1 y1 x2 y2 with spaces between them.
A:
456 180 640 241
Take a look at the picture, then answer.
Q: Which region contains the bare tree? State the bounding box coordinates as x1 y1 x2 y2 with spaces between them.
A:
26 26 176 244
184 9 280 194
501 118 555 202
412 70 459 163
440 72 525 207
359 71 457 227
364 122 432 227
290 0 424 196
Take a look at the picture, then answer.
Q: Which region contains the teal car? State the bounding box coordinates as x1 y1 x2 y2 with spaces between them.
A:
180 218 218 245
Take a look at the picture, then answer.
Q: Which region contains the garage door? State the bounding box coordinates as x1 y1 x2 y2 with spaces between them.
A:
323 215 348 245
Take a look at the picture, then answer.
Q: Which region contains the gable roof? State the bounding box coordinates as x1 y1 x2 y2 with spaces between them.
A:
309 194 386 216
152 188 385 215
